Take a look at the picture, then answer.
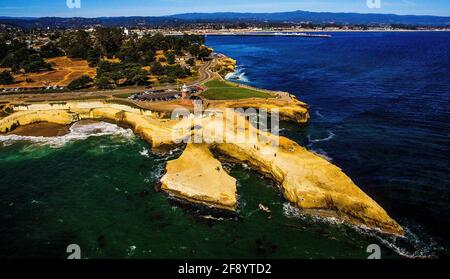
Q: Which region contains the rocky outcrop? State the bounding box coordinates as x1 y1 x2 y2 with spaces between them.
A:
161 109 403 236
0 101 403 236
214 56 237 76
214 139 404 235
0 110 76 133
161 144 237 211
206 98 310 124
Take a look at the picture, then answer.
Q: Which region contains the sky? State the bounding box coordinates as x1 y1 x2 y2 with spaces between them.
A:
1 0 450 18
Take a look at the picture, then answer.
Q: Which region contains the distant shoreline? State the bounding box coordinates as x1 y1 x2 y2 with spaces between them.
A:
194 29 450 35
167 29 450 37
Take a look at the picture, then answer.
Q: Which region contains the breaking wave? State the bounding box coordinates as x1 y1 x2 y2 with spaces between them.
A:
283 202 344 226
308 130 335 145
225 65 250 83
315 110 324 118
0 121 134 148
310 148 333 161
282 202 444 258
139 147 150 158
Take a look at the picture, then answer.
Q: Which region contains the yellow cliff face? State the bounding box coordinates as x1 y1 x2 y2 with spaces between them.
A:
213 140 404 236
161 144 237 211
0 101 403 236
215 57 237 74
0 110 76 133
207 98 310 124
163 109 403 236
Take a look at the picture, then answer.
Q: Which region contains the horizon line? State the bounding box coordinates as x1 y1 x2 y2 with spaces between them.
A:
1 9 449 19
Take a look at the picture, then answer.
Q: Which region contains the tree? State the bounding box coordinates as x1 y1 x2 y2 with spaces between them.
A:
0 39 7 61
189 44 200 58
186 58 196 67
164 65 191 79
1 47 35 68
95 76 112 89
95 27 124 58
118 38 140 63
158 75 176 84
141 51 156 66
22 54 52 73
40 42 64 58
197 47 212 60
131 74 149 86
0 71 14 85
87 47 102 67
150 61 165 76
67 75 93 90
60 30 92 59
165 51 176 65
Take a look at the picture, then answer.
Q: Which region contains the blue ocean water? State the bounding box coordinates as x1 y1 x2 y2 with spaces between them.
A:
0 32 448 259
207 32 450 256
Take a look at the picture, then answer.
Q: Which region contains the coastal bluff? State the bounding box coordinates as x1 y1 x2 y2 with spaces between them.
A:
161 144 237 211
0 101 403 236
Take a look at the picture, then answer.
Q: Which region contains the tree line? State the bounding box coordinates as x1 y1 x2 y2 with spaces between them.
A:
0 28 212 88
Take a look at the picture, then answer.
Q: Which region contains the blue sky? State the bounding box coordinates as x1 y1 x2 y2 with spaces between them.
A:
1 0 449 17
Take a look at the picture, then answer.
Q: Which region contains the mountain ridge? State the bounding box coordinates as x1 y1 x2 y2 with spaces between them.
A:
1 10 449 28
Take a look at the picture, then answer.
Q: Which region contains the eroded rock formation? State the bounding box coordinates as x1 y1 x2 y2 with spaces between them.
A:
0 101 403 236
161 144 237 211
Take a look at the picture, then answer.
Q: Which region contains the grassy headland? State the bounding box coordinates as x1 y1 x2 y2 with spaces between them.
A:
201 79 273 100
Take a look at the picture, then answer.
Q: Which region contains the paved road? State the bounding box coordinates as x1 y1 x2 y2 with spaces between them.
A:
0 60 215 103
191 60 213 86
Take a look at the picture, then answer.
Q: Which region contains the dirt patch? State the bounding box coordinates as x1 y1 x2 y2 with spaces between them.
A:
0 56 96 89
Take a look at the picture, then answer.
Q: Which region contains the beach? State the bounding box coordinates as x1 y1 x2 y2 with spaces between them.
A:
8 122 70 137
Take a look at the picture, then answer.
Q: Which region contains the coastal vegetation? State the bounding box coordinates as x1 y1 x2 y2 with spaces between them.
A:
0 29 209 90
201 79 273 100
0 38 53 73
0 56 95 89
67 75 94 91
0 71 14 85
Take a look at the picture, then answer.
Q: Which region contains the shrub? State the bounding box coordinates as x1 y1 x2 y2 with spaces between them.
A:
186 58 196 67
0 71 14 85
67 75 93 90
95 76 112 89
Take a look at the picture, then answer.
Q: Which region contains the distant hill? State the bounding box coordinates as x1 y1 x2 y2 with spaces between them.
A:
168 10 450 26
0 16 184 29
1 10 449 28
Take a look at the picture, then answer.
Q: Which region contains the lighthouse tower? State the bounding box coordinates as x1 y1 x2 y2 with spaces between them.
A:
181 84 189 99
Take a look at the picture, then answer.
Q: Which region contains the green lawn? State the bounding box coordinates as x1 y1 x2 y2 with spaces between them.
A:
201 80 273 100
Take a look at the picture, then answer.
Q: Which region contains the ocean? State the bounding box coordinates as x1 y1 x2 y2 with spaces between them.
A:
0 32 449 258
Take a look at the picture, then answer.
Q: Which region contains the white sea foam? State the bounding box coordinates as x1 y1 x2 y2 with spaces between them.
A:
355 224 444 259
225 65 250 82
139 147 150 158
0 121 134 148
308 130 335 144
283 202 443 258
310 148 333 162
282 202 344 226
315 110 324 118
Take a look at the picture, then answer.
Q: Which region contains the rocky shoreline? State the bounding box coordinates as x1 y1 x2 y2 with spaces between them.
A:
0 100 403 236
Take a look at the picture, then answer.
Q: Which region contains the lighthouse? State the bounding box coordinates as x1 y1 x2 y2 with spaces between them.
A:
181 84 189 99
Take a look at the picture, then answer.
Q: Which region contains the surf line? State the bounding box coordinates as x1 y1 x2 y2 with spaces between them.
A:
308 129 335 145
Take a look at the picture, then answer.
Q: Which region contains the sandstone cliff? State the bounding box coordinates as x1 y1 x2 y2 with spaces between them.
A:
0 101 403 236
161 144 237 211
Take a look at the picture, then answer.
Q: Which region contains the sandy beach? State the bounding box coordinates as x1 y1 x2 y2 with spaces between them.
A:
7 122 70 137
